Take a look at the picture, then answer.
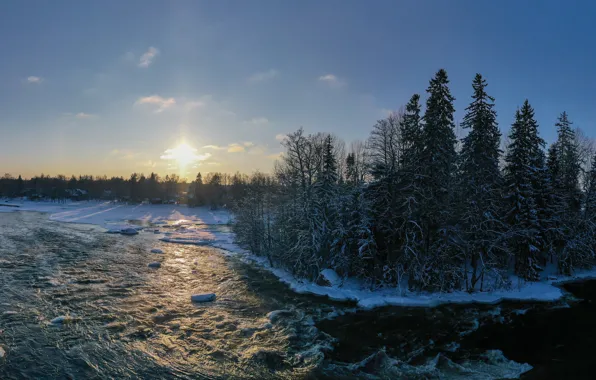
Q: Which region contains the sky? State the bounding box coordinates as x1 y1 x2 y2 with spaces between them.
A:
1 0 595 178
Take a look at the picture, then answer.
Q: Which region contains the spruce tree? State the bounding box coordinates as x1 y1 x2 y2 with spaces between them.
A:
416 69 460 290
554 112 582 213
194 172 204 206
399 94 422 170
586 154 596 219
504 101 545 281
459 74 504 290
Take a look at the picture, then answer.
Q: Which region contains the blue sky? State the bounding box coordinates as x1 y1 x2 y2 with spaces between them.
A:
1 0 595 178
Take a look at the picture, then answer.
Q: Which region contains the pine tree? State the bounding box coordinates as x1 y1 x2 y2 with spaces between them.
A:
554 112 582 213
459 74 504 290
416 69 460 290
314 135 339 271
585 154 596 219
16 175 24 196
193 172 204 206
504 101 546 281
399 94 422 170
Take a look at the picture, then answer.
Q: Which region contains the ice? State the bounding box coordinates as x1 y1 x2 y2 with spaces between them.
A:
190 293 216 303
120 228 139 235
50 315 70 324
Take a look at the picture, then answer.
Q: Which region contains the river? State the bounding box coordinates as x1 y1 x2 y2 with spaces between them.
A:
0 212 590 379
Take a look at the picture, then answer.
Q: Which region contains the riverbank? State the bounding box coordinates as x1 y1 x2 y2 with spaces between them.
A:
1 199 594 310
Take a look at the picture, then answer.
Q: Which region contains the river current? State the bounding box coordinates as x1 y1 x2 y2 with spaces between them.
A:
0 211 588 379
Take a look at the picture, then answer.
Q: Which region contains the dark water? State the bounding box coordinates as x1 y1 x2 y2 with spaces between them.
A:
0 211 593 379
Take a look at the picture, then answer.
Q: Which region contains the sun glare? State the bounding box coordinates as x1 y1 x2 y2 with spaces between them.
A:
169 143 198 167
160 142 211 177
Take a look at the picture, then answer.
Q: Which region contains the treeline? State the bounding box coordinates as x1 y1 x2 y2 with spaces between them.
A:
233 70 596 292
0 171 250 208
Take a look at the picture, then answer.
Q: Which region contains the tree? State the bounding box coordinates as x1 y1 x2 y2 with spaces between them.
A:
504 101 545 281
193 172 205 206
459 74 504 290
416 69 461 290
16 175 24 196
585 153 596 219
554 112 582 213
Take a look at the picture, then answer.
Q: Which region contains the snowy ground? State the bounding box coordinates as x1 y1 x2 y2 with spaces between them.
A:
1 199 594 309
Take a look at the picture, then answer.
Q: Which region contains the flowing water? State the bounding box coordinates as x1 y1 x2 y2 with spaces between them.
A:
0 212 590 379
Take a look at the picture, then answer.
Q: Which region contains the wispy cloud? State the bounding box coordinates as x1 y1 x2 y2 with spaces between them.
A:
227 143 246 153
318 73 346 87
247 69 279 83
75 112 96 119
245 117 269 125
138 47 159 68
26 76 43 84
275 133 287 141
202 145 226 150
135 95 176 113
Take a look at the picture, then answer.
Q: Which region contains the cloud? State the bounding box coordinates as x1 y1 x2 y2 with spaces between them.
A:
247 69 279 83
318 74 346 87
243 141 254 147
245 117 269 125
75 112 96 119
27 76 43 84
275 133 287 142
135 95 176 112
202 145 226 150
138 47 159 68
227 143 246 153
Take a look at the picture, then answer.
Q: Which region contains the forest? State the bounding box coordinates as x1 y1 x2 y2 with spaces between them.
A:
3 69 596 293
232 70 596 292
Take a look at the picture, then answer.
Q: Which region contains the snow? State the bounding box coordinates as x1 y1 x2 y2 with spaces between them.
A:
319 269 342 287
3 199 596 310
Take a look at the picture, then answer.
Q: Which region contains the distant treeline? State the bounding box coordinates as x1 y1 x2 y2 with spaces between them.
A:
0 172 251 208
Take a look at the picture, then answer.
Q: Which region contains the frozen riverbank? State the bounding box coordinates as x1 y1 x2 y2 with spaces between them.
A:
1 199 591 310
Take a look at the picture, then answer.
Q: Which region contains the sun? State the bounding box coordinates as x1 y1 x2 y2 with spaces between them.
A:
160 142 212 177
168 143 198 167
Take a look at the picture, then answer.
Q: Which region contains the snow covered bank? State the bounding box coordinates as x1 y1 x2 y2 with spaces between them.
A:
0 200 231 228
1 199 594 310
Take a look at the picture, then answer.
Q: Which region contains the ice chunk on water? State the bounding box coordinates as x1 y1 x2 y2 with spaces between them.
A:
120 228 139 235
191 293 216 303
